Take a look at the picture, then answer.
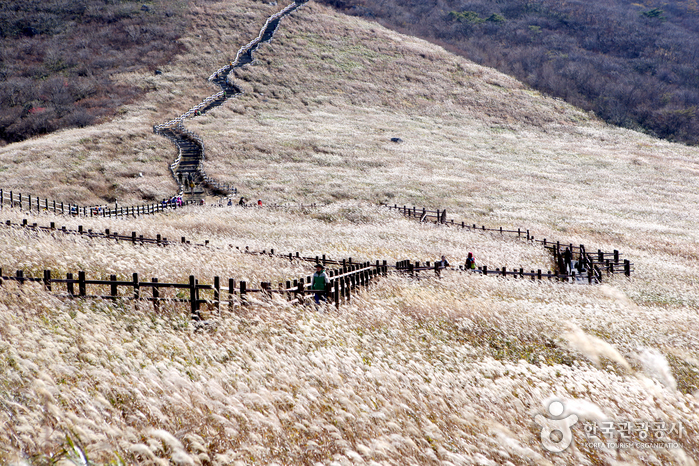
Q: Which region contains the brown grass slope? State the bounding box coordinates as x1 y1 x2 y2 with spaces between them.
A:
0 1 698 465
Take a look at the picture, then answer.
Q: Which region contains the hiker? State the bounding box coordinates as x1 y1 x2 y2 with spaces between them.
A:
563 247 572 274
435 255 450 276
227 198 233 206
465 252 476 270
312 263 330 304
437 255 450 269
239 197 246 207
257 199 262 207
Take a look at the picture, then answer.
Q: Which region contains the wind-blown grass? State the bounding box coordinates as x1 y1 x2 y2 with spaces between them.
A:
0 0 697 463
1 203 698 464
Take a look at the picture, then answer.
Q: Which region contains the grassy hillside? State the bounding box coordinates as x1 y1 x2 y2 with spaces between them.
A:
0 0 698 464
317 0 699 146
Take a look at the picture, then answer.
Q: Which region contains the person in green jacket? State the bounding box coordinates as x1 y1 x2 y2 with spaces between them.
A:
312 263 329 304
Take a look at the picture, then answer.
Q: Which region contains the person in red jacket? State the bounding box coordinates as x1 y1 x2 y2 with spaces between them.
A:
465 252 476 270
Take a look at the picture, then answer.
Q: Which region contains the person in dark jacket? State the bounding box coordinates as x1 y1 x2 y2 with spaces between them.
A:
563 247 572 274
436 255 450 276
312 264 329 304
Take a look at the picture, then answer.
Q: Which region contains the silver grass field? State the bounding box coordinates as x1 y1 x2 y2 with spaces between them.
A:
0 0 698 465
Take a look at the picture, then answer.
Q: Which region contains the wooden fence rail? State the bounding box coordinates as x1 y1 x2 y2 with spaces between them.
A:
393 259 630 283
4 218 202 246
2 220 386 267
0 188 195 218
386 204 633 280
0 261 388 317
5 211 627 287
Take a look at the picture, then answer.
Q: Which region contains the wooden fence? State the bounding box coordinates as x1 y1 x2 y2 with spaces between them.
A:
2 217 389 276
3 219 379 256
0 261 387 317
395 259 613 283
387 204 633 281
3 218 210 247
0 189 195 218
5 215 625 288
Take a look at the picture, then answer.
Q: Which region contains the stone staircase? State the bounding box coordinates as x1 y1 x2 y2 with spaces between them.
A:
153 1 309 200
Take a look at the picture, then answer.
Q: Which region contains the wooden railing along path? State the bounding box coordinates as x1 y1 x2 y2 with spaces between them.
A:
4 211 624 291
396 259 603 284
0 188 195 219
0 260 386 317
387 204 633 282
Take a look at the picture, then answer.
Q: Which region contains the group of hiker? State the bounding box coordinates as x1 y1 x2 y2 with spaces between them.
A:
162 196 184 207
235 197 263 207
435 252 477 273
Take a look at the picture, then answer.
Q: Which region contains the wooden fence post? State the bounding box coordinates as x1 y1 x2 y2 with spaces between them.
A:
110 275 118 298
214 276 220 313
44 270 52 291
133 273 140 310
66 272 74 296
78 271 86 297
152 277 160 312
229 278 235 311
333 280 340 308
240 280 247 306
190 275 200 318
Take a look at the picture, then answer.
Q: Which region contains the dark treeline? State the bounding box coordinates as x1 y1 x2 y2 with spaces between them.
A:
0 0 190 145
318 0 699 145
